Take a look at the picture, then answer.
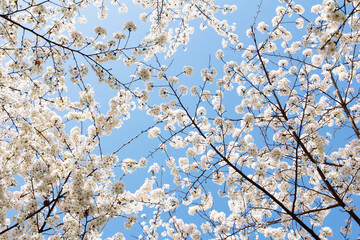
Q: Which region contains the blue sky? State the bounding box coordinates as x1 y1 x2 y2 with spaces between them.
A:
61 0 360 239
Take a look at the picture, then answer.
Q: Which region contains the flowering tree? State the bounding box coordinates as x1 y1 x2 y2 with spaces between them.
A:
0 0 360 239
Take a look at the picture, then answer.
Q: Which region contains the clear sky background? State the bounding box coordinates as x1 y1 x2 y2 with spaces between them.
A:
60 0 360 239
